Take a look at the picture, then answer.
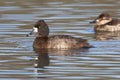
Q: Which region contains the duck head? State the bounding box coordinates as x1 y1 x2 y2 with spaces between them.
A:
90 13 112 25
27 20 49 37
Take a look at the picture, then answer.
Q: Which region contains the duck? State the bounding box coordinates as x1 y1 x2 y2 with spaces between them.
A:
90 13 120 32
27 20 92 50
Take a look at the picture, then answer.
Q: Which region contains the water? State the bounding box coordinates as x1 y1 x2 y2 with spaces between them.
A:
0 0 120 80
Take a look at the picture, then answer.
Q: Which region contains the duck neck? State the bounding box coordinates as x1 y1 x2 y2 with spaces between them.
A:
33 37 48 49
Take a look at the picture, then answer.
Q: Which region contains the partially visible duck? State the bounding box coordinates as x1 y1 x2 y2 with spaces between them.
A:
90 13 120 32
27 20 92 50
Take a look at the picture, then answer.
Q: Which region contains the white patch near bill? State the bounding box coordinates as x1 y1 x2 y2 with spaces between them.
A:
96 19 99 22
33 27 38 33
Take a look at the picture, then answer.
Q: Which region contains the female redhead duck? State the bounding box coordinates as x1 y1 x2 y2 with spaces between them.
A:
90 13 120 32
27 20 92 50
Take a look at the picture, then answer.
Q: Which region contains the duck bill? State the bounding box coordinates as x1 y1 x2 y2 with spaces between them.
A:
89 20 96 24
26 27 38 37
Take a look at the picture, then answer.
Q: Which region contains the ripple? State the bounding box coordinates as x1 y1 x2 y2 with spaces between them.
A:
0 0 120 80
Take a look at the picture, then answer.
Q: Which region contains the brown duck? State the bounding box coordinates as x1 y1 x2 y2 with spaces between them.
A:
27 20 92 50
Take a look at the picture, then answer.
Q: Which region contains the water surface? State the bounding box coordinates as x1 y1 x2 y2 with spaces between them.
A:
0 0 120 80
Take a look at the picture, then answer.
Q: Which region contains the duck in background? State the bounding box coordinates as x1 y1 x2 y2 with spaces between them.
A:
90 13 120 32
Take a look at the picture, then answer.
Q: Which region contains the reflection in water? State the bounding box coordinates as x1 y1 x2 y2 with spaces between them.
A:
33 48 90 79
0 0 120 79
34 49 50 68
34 48 89 68
95 31 120 40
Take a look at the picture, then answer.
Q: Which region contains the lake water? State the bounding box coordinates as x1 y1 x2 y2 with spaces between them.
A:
0 0 120 80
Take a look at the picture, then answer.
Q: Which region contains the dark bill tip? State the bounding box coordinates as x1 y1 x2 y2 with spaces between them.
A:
83 45 95 49
26 34 29 37
26 32 33 37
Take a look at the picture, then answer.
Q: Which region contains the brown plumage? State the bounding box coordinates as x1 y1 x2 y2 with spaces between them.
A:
27 20 91 50
90 13 120 32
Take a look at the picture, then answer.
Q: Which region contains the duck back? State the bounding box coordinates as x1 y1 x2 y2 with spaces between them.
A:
33 35 90 50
